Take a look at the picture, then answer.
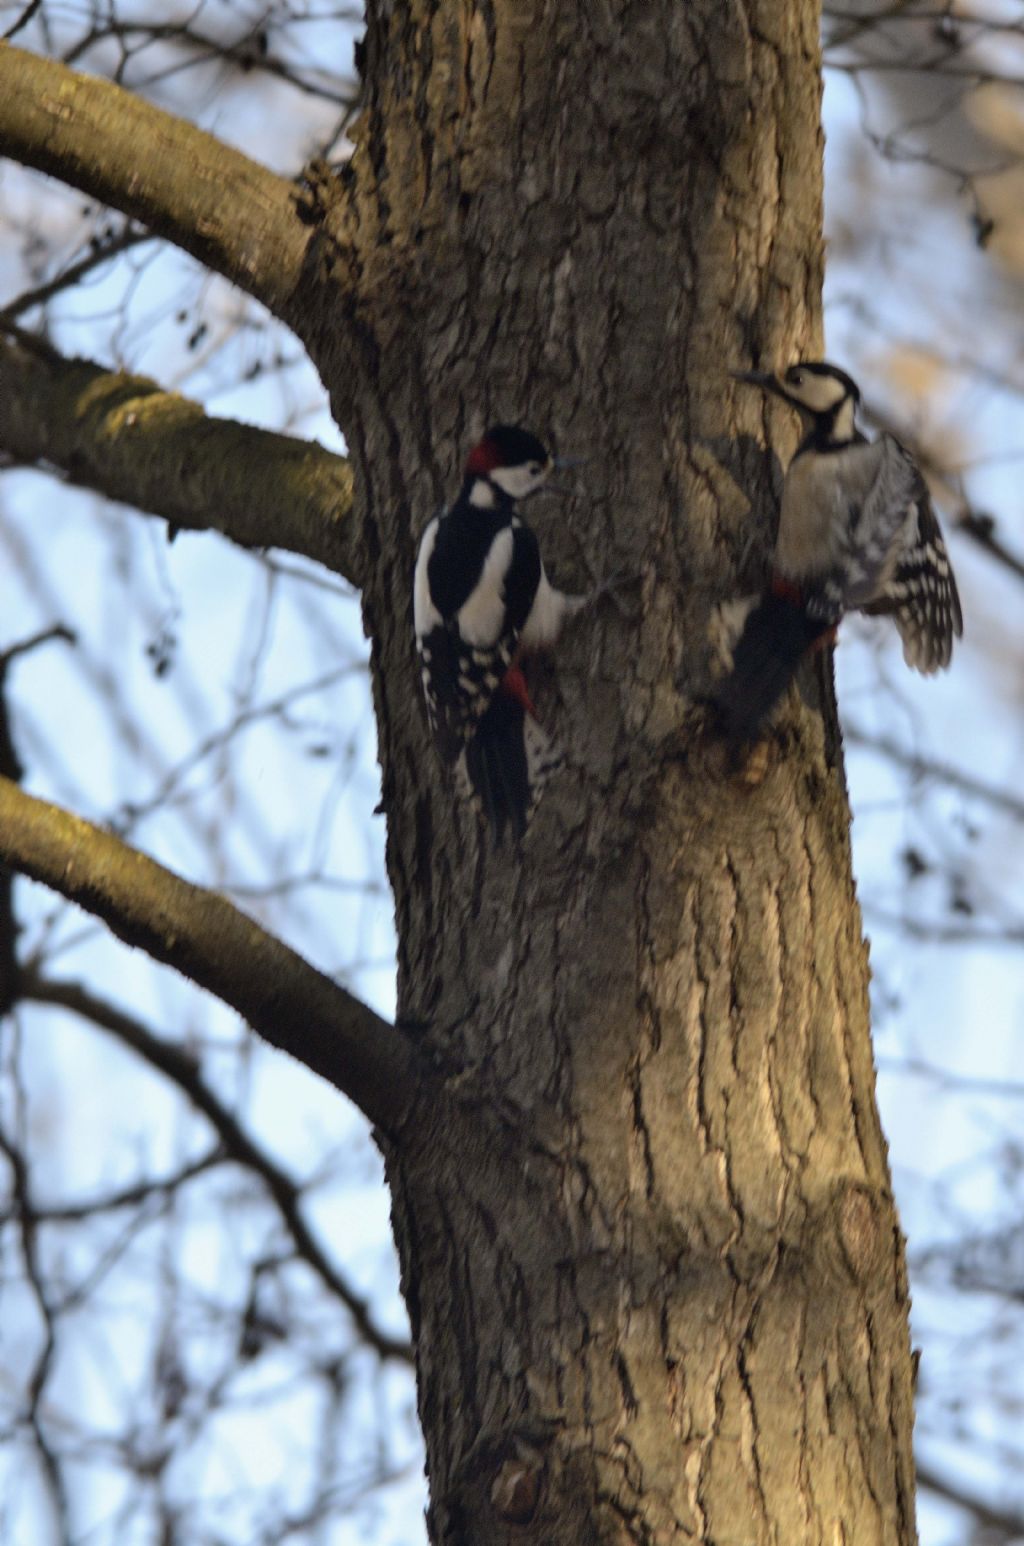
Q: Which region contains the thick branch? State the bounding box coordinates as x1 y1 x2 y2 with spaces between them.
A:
0 332 363 583
0 777 417 1135
0 41 312 319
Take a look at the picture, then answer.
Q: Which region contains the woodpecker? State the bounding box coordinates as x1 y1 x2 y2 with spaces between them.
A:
413 424 585 843
719 360 963 746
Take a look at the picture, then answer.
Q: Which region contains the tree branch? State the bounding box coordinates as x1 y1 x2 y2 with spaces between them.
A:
21 975 414 1364
0 330 364 584
844 723 1024 822
0 222 152 319
958 509 1024 584
0 1123 71 1543
18 1146 223 1221
0 41 313 320
0 777 417 1135
916 1462 1024 1541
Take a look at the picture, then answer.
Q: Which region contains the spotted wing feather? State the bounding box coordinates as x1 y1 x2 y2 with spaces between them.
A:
863 493 963 672
848 439 963 672
418 624 516 762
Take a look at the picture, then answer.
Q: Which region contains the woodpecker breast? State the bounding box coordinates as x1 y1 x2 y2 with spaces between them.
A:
775 438 884 580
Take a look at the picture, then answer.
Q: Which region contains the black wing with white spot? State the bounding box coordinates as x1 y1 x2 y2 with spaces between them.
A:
864 487 963 673
416 622 514 761
839 436 963 672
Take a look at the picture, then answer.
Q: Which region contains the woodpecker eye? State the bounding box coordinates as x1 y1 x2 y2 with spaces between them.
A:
527 461 543 477
787 369 804 387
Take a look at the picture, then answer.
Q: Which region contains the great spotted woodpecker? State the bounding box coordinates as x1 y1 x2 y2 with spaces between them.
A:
413 425 585 842
719 360 963 746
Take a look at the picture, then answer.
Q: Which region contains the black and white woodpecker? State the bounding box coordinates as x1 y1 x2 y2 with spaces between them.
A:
718 359 963 746
413 424 585 843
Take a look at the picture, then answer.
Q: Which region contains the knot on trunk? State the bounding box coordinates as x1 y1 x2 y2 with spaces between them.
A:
446 1419 558 1536
834 1180 884 1282
490 1452 543 1524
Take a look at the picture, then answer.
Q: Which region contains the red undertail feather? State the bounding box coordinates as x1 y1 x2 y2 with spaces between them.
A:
499 666 538 718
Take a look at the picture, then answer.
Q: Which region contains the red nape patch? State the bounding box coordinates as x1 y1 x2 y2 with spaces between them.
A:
465 435 501 476
770 574 804 606
499 667 538 719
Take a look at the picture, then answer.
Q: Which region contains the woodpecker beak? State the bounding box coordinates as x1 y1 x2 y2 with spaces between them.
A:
540 452 586 496
730 368 786 399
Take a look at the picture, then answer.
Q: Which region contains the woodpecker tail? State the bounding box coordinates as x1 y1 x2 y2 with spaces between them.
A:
457 674 563 845
716 591 832 750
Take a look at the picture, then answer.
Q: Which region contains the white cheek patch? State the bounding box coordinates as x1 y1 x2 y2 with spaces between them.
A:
490 463 549 500
468 479 497 508
791 374 849 415
832 396 856 440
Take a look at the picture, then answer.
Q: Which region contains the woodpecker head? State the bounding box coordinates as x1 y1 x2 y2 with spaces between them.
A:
732 361 861 441
464 425 554 505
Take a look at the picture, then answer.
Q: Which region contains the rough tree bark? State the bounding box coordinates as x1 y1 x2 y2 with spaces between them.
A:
0 3 919 1543
308 4 918 1541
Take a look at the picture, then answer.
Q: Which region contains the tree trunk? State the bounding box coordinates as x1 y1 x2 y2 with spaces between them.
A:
298 2 918 1540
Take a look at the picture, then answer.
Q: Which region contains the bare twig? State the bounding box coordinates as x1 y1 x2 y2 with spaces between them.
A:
14 1147 224 1221
0 225 152 320
845 724 1024 821
22 975 414 1364
0 1124 72 1544
916 1461 1024 1541
958 510 1024 584
2 0 42 43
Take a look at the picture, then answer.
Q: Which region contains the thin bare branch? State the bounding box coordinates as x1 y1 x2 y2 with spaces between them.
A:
0 776 417 1134
876 1053 1024 1100
0 41 314 320
65 19 356 108
916 1461 1024 1541
22 975 414 1364
0 628 73 1012
14 1146 224 1221
958 509 1024 584
845 723 1024 821
2 0 42 43
0 331 363 583
0 223 151 320
864 907 1024 946
0 1123 71 1543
